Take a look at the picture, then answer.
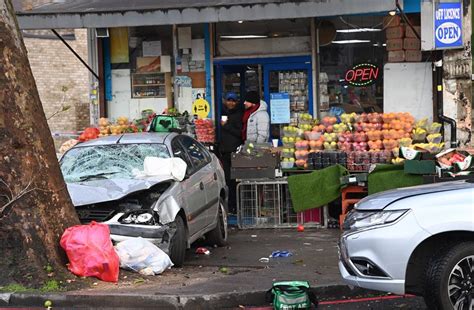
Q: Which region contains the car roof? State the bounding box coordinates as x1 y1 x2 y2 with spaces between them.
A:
77 132 178 147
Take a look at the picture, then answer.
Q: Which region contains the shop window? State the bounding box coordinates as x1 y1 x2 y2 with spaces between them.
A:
215 19 311 57
319 16 386 114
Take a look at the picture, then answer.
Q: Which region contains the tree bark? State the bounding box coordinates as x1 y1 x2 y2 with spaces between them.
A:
0 0 79 286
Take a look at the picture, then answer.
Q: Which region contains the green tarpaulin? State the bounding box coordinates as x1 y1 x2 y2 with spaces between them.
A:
288 165 347 213
368 164 424 195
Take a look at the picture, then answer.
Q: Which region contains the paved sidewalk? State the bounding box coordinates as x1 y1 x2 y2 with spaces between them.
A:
0 228 369 309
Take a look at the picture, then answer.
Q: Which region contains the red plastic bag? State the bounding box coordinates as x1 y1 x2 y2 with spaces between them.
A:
60 221 119 282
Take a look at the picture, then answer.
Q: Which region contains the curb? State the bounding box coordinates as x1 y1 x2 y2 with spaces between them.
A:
0 285 377 309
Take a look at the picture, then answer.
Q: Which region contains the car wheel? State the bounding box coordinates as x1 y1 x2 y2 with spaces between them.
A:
423 242 474 310
205 199 228 247
169 215 187 267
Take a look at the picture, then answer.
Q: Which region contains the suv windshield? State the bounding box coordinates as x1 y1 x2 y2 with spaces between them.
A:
61 143 170 183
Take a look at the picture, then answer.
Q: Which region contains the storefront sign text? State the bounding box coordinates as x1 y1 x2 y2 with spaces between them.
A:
344 63 379 87
434 2 463 49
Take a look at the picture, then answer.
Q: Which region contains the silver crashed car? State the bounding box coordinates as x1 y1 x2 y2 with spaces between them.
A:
60 132 228 267
339 180 474 310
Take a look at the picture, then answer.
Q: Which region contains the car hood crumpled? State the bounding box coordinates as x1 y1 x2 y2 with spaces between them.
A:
356 180 474 211
67 177 173 206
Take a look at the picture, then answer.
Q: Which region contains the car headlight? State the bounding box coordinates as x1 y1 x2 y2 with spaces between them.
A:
343 210 407 231
120 211 155 225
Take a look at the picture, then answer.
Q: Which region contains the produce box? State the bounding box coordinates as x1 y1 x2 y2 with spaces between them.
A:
405 50 422 62
388 50 406 62
386 26 405 39
403 38 421 50
436 149 473 172
386 39 404 51
383 15 401 28
231 150 278 179
405 26 421 38
340 173 368 186
404 160 436 175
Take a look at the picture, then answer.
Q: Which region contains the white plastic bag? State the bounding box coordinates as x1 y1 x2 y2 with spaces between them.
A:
134 157 187 181
115 237 173 275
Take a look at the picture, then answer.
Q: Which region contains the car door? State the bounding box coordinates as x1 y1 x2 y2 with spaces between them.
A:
179 136 218 228
171 137 207 237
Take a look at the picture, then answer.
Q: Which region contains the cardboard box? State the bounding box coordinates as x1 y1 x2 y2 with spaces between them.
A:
404 160 436 175
404 38 421 50
405 50 422 62
405 26 421 38
383 15 401 28
386 39 404 51
388 50 406 62
386 26 405 39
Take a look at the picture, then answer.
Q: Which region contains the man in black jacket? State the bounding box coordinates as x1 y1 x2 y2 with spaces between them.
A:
219 92 243 214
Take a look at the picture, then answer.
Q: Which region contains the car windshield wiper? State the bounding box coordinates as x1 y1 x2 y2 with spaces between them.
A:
79 171 120 181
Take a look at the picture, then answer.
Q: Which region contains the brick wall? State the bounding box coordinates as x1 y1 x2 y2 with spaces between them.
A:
24 29 91 135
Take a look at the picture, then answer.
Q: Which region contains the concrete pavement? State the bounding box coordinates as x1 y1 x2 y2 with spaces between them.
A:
0 228 423 309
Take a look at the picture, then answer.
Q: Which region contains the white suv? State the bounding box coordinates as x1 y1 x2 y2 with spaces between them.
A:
339 180 474 310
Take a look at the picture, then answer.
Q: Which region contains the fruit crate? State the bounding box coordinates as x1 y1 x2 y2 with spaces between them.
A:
236 178 323 229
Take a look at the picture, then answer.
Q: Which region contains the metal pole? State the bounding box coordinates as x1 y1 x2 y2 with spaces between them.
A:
172 25 179 109
311 18 320 119
51 29 99 80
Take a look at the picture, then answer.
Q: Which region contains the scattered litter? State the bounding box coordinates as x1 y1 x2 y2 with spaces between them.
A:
251 235 258 238
219 267 229 274
115 237 173 275
271 250 293 258
297 225 305 232
92 282 98 286
138 267 155 276
60 222 119 282
303 243 311 246
133 278 145 284
259 257 270 263
195 247 211 255
123 276 128 279
316 249 324 252
44 300 52 309
292 259 304 265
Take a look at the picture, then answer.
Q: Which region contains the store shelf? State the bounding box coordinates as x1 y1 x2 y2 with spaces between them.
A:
133 72 161 75
132 95 166 99
131 71 171 100
132 83 166 86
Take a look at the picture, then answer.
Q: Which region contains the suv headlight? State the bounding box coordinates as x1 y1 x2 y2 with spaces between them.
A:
343 210 408 231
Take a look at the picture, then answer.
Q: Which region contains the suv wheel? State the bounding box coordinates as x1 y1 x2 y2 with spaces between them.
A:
169 215 187 267
423 242 474 310
205 199 228 247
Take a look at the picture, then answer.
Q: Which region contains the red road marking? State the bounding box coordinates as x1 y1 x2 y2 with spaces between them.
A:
319 294 416 305
244 294 417 309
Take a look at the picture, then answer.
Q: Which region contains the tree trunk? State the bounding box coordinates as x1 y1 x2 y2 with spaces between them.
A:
0 0 79 286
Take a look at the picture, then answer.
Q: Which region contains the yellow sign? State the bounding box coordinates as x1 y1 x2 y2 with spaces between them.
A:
192 98 210 119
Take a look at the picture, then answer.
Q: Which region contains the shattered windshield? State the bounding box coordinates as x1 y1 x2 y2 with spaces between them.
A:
61 143 170 183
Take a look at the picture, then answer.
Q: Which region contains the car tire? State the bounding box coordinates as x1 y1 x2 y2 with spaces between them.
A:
169 215 187 267
423 242 474 310
205 199 228 247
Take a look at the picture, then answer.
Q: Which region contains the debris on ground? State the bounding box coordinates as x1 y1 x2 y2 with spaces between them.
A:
115 237 173 275
271 250 293 258
195 247 211 255
60 222 119 282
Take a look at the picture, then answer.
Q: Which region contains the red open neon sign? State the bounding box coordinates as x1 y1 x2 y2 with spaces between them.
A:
344 63 379 87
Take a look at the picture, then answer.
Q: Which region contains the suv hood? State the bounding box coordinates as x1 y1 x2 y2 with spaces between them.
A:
356 180 474 211
67 177 173 206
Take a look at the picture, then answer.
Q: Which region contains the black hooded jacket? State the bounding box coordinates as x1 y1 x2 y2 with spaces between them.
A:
219 106 243 153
